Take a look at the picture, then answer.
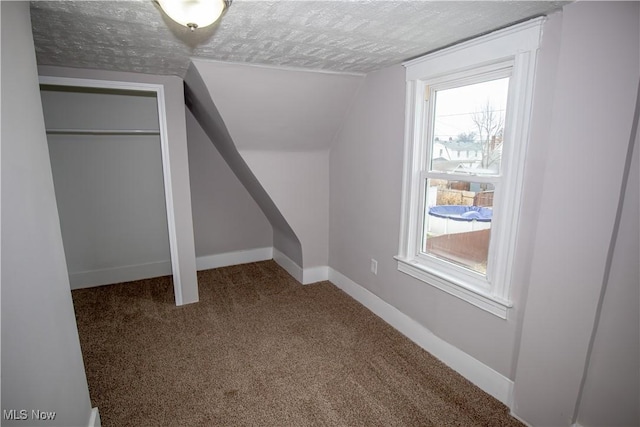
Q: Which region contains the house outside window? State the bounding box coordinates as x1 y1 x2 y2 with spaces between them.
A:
396 18 543 318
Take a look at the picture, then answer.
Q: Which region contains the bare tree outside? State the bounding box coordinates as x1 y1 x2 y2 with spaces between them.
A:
456 131 477 144
471 100 504 171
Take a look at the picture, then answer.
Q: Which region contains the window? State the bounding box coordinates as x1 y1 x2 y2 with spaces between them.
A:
396 19 543 318
424 74 509 275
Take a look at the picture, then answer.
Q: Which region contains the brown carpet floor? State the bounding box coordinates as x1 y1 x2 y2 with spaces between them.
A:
72 260 524 427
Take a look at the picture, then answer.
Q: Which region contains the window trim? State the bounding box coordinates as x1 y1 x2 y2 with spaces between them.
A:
396 18 544 319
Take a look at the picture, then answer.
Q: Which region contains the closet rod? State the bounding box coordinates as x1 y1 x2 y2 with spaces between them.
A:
46 129 160 136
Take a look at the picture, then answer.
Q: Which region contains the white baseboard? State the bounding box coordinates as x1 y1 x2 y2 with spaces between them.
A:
196 247 273 271
88 407 101 427
273 248 304 282
328 267 514 406
303 266 329 284
69 260 172 290
272 248 329 284
70 247 274 289
510 412 533 427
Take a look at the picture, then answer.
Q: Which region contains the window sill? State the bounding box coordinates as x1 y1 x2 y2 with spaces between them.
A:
395 256 512 319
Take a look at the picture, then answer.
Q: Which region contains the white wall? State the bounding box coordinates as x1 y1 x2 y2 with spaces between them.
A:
1 2 94 426
42 89 173 288
186 108 273 257
512 2 640 425
39 65 199 305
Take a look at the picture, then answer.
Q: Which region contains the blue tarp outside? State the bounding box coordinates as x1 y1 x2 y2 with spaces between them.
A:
428 205 493 222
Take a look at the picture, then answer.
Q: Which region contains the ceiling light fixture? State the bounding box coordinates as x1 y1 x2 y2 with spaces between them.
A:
156 0 230 31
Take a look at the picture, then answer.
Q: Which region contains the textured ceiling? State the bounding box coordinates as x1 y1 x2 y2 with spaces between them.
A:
30 1 567 77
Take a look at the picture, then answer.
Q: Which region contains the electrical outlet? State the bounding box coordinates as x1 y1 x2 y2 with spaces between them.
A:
370 259 378 275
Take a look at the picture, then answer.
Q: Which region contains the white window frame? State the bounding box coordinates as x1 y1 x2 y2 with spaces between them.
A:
396 18 543 319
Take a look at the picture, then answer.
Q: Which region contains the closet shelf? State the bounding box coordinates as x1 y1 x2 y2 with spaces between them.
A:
46 128 160 136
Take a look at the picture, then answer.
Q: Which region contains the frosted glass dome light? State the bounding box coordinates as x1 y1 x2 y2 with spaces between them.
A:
157 0 227 31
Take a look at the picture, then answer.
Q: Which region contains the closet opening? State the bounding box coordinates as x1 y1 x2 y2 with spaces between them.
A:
39 77 187 306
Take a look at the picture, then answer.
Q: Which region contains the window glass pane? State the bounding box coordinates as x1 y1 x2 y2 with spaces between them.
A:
430 77 510 175
422 179 495 274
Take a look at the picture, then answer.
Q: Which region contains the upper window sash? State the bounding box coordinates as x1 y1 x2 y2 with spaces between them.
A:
423 66 513 178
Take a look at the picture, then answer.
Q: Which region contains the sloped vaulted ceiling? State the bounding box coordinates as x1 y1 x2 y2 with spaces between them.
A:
192 59 363 150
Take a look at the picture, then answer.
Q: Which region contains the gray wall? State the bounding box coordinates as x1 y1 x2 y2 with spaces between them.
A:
1 2 94 426
329 63 518 376
241 149 330 268
42 89 172 288
576 105 639 427
192 60 363 269
184 64 303 266
9 2 636 425
186 108 273 256
191 60 363 151
512 2 639 425
329 2 639 425
40 89 160 131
